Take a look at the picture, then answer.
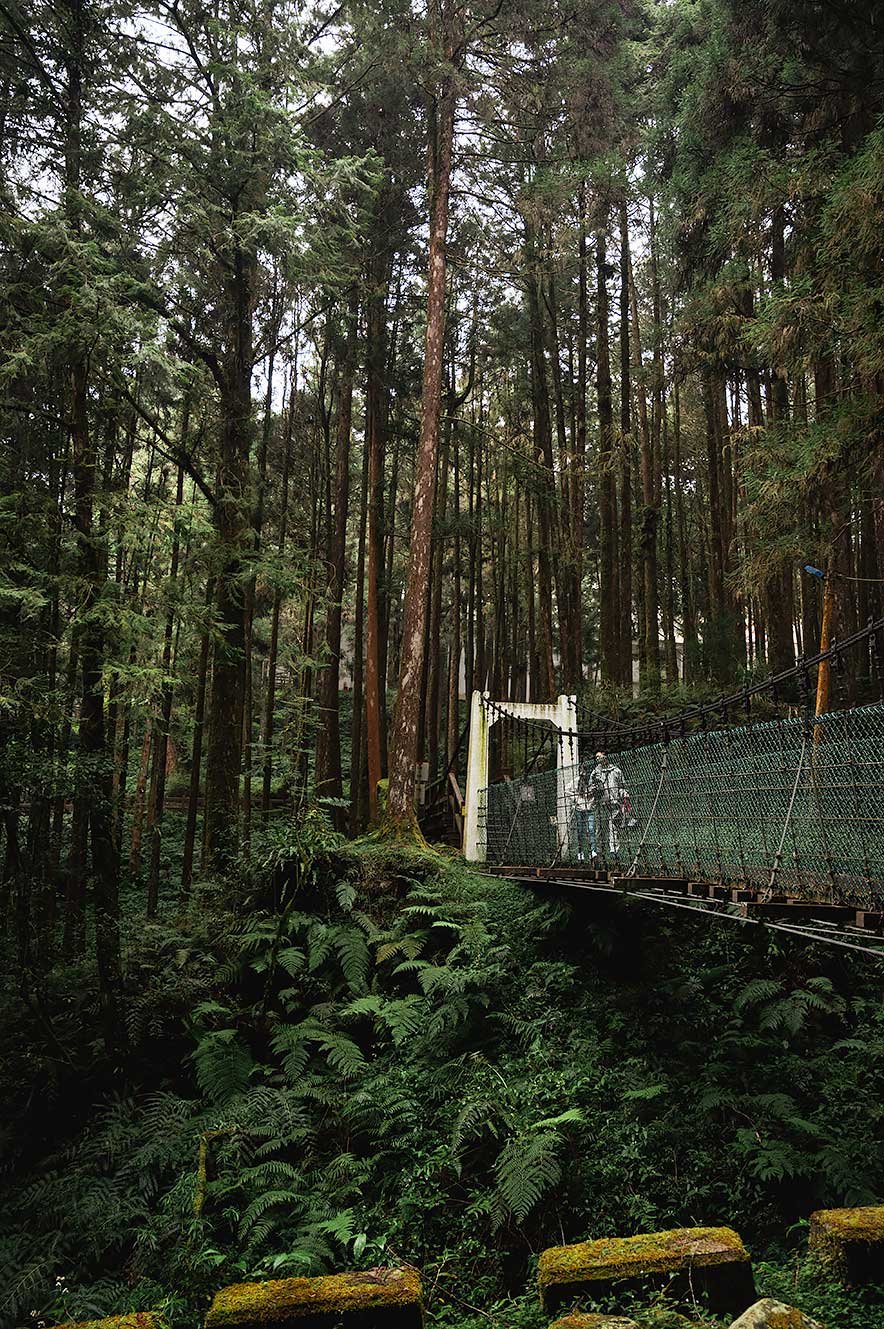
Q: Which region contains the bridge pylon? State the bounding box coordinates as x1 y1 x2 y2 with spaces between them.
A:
463 691 579 863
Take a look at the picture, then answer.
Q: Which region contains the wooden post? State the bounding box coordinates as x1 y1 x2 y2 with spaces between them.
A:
815 572 836 719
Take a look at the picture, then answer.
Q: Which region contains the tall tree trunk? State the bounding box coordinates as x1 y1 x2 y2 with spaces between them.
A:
65 0 125 1055
702 370 736 680
181 576 214 901
674 380 699 682
261 364 296 821
388 7 462 826
146 457 185 917
639 196 662 692
204 243 255 872
596 216 619 682
365 251 389 824
349 420 370 834
618 198 633 688
315 297 358 822
525 225 557 697
545 253 580 689
765 215 797 673
425 411 452 782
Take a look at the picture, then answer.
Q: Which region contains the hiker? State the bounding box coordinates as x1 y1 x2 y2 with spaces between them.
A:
573 757 598 861
590 750 630 854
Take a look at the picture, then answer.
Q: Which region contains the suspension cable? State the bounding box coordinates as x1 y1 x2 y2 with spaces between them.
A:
765 725 809 898
624 747 668 879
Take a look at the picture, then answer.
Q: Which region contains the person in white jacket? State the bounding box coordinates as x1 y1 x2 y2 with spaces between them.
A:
573 759 598 861
590 750 629 854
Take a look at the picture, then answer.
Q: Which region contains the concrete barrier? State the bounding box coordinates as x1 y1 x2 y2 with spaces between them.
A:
809 1205 884 1285
204 1267 423 1329
538 1225 755 1316
55 1317 164 1329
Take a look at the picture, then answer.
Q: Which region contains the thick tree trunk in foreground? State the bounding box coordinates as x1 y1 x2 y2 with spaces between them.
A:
388 10 461 826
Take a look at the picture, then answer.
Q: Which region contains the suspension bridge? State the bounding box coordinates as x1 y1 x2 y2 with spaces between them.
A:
448 617 884 957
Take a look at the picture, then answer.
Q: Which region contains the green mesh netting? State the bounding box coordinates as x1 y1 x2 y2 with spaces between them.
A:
479 704 884 908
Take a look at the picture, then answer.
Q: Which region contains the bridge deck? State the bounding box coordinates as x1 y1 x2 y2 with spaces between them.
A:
485 865 884 957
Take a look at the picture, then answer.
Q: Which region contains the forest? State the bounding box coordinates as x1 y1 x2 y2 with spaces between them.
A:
1 0 884 1325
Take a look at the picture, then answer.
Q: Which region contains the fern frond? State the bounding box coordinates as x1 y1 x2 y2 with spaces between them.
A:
734 978 781 1011
335 928 370 994
452 1098 500 1152
270 1024 311 1082
494 1130 563 1223
192 1030 254 1105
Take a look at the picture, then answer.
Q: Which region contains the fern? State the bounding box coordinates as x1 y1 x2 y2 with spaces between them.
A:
306 923 334 972
334 928 370 994
493 1131 564 1224
239 1188 302 1238
277 946 306 978
733 977 781 1012
452 1098 501 1153
335 878 357 912
379 996 426 1044
270 1023 310 1081
317 1032 365 1079
192 1030 254 1106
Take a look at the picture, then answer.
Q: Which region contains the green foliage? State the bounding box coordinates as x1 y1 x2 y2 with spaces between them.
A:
3 841 884 1328
756 1252 884 1329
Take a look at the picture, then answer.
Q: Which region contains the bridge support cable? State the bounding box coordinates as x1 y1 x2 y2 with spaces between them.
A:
624 746 668 879
765 724 808 900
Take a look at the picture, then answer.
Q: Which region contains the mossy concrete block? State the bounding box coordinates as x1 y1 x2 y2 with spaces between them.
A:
55 1317 164 1329
550 1316 640 1329
205 1267 423 1329
808 1205 884 1284
727 1299 824 1329
538 1226 755 1316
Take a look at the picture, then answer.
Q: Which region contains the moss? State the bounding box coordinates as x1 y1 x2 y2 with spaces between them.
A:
808 1206 884 1288
55 1315 164 1329
205 1268 423 1328
538 1226 750 1290
549 1316 639 1329
809 1206 884 1243
730 1301 824 1329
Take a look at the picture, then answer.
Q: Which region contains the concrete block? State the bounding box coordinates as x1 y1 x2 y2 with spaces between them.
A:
205 1268 423 1329
538 1225 755 1316
809 1205 884 1284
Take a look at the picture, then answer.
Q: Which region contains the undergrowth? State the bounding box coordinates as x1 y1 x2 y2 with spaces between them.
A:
1 818 883 1327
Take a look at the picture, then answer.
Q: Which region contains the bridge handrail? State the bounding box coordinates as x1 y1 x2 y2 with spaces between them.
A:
486 614 884 749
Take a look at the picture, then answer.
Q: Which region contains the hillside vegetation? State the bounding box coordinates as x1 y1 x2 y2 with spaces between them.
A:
2 829 883 1328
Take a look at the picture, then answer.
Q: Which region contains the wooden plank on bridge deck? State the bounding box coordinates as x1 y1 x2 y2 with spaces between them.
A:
740 901 856 922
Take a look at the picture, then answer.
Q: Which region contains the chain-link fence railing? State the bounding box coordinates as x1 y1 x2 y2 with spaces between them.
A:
479 704 884 909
